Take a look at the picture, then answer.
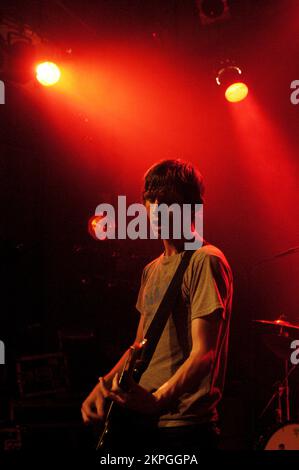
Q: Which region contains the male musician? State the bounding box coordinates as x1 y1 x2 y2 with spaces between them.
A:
81 159 233 453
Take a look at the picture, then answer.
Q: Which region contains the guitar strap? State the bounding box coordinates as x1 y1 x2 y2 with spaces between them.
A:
134 248 196 382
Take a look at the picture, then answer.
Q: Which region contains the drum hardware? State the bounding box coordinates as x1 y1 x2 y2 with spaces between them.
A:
253 317 299 332
253 316 299 449
259 361 296 423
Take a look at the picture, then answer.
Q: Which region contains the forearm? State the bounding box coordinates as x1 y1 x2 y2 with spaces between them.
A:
153 350 213 410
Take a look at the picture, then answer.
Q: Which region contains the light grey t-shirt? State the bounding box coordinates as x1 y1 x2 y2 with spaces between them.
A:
135 244 233 427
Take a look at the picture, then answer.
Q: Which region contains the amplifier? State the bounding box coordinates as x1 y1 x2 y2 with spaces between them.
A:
16 352 69 398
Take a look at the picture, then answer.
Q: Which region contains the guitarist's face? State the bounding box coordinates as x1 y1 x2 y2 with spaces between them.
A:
144 191 189 240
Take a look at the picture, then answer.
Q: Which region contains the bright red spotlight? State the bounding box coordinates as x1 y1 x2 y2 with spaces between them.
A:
225 82 248 103
36 61 61 86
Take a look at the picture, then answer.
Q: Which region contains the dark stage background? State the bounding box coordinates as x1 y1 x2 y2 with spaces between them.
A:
0 0 299 454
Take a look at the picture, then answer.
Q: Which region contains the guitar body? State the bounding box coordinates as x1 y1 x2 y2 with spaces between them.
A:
97 407 157 454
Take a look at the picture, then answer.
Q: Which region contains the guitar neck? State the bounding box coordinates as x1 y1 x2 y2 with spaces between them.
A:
119 339 147 389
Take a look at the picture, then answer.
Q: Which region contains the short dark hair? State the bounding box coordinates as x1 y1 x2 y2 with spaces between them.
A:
142 159 205 206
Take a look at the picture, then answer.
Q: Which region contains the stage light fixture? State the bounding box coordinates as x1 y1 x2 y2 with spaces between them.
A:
35 61 61 86
1 17 64 86
202 0 225 18
1 41 36 84
88 215 116 241
196 0 230 25
88 215 101 240
216 63 249 103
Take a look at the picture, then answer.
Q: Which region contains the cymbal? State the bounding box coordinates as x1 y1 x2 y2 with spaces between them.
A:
253 319 299 331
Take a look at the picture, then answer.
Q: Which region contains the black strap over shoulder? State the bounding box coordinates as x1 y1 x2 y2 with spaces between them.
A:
134 249 196 382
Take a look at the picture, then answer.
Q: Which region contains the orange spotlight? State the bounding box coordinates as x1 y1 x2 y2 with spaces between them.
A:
36 61 61 86
225 82 248 103
88 215 101 240
216 61 248 103
88 215 116 240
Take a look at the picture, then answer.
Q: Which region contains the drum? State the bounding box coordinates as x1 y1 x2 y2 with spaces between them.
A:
263 423 299 450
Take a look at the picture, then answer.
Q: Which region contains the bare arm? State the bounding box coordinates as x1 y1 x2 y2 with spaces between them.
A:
153 310 222 410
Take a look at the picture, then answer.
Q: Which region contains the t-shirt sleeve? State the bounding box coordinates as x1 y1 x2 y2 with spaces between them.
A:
189 253 232 321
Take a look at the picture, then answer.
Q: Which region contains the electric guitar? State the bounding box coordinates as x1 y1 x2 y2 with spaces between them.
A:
96 338 147 451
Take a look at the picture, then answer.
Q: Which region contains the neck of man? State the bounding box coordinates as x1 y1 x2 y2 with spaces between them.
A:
163 239 185 256
162 227 205 257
